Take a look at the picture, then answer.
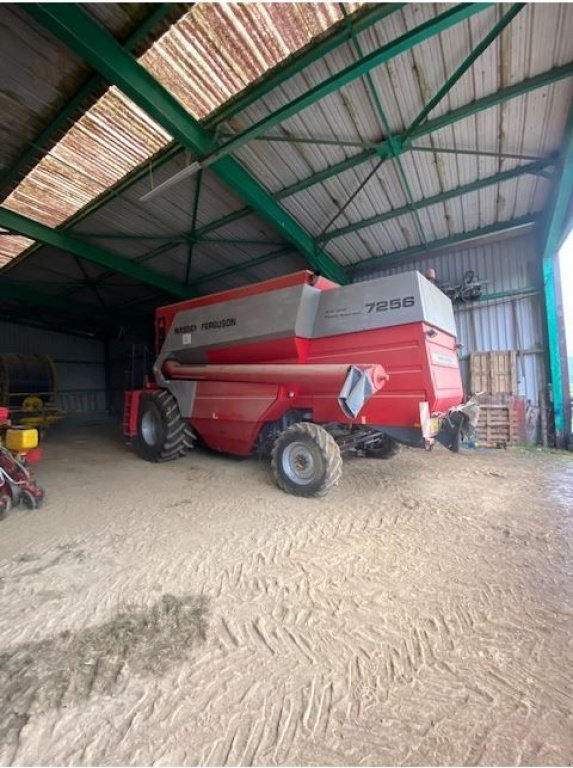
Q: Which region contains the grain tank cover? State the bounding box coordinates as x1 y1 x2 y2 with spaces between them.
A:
314 272 457 338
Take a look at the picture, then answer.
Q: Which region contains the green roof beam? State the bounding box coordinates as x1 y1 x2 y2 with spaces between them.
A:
276 63 573 200
320 159 553 243
349 215 537 274
26 3 346 284
184 4 492 169
405 4 524 138
0 4 174 195
209 4 404 127
0 206 191 299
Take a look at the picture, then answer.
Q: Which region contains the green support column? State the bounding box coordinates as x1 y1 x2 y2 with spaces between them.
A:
539 97 573 445
25 3 347 284
0 207 191 298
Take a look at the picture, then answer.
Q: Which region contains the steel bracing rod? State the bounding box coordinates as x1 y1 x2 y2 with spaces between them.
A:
273 63 573 202
25 3 346 284
333 3 427 247
410 145 551 162
406 4 524 138
0 4 174 195
181 4 491 170
539 95 573 441
319 159 385 237
197 63 573 236
4 4 401 270
218 133 372 149
0 206 191 298
319 159 553 243
349 215 537 274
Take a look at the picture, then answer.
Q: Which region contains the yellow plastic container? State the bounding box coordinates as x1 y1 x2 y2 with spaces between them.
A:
5 427 38 451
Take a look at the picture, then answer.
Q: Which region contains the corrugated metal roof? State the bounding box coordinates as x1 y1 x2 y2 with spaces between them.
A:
1 1 573 333
228 3 573 264
0 2 356 265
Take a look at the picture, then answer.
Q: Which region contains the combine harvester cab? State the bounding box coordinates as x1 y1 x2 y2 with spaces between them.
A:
124 270 476 497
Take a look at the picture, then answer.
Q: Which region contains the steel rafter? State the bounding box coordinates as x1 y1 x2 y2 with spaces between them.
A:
0 3 174 196
405 4 524 138
183 4 492 170
190 64 573 238
210 4 404 128
349 215 537 275
275 63 573 201
0 206 191 298
319 159 553 243
539 96 573 444
25 4 347 284
8 3 402 271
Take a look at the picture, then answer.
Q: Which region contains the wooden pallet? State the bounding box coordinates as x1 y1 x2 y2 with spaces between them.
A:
475 404 518 445
470 351 517 396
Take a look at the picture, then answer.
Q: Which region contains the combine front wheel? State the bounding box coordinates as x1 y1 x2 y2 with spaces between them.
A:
135 389 193 463
272 422 342 497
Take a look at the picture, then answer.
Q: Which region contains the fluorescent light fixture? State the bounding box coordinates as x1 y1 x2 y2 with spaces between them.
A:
140 160 202 203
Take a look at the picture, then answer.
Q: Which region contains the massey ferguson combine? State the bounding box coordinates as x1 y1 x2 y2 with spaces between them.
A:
124 270 476 497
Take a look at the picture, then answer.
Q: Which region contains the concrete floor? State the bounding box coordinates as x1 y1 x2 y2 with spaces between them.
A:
0 424 572 766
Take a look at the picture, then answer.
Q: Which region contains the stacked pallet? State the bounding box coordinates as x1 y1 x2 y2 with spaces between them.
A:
475 404 518 446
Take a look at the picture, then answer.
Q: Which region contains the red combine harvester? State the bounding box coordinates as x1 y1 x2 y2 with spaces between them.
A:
124 270 476 496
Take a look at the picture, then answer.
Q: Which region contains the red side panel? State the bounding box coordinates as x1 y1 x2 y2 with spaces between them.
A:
307 323 462 427
190 381 290 455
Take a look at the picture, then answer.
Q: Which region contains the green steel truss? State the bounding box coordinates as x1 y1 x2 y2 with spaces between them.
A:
0 206 191 298
0 280 143 330
319 159 553 243
181 4 492 170
25 3 347 284
201 64 573 236
349 215 537 275
275 64 573 202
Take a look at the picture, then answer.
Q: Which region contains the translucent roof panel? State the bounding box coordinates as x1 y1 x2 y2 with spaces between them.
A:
0 3 354 265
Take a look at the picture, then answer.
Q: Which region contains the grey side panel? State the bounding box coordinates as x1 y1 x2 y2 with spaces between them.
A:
314 272 457 338
416 272 458 337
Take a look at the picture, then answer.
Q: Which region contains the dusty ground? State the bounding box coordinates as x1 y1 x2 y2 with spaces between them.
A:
0 423 572 766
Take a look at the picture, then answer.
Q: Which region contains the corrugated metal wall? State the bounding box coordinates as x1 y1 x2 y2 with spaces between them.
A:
0 322 107 418
354 232 546 405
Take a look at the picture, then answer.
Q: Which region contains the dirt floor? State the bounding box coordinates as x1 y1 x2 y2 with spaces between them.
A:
0 423 572 766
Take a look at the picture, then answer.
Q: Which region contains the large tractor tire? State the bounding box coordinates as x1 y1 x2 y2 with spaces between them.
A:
135 389 193 463
272 422 342 498
364 434 401 459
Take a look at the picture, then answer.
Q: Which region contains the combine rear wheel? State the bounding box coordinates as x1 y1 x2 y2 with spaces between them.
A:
364 434 401 459
272 422 342 497
135 389 193 463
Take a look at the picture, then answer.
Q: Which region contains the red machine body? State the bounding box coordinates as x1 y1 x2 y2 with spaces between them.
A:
125 270 464 458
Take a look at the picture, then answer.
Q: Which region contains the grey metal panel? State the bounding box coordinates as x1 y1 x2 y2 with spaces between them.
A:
0 321 106 415
314 271 457 337
354 231 545 403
